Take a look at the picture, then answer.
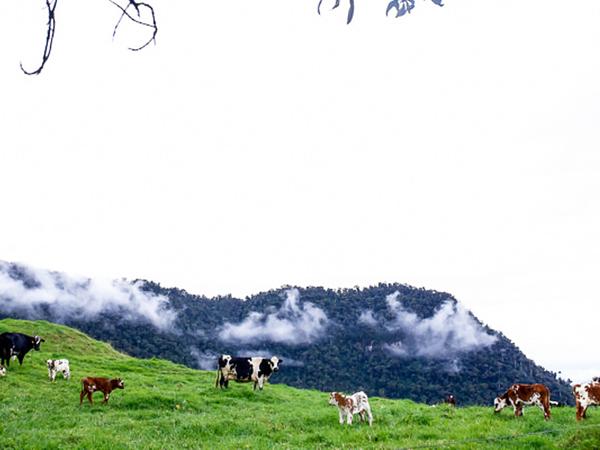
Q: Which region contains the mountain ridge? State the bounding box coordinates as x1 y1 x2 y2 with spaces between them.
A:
0 261 573 405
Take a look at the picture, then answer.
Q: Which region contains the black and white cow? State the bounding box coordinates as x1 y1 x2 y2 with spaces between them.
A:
215 354 282 390
0 332 45 367
47 359 71 381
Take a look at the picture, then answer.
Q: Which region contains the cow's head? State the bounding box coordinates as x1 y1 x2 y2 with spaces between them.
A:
46 359 55 369
32 336 45 351
270 356 282 372
493 395 508 413
114 378 125 389
0 365 6 377
328 392 341 406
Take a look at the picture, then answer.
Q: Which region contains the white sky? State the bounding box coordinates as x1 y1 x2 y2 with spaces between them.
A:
1 0 599 383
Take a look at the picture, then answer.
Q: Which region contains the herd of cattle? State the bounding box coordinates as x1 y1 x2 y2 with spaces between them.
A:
2 330 600 425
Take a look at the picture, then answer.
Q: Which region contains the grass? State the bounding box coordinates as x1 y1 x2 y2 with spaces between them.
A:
1 318 599 449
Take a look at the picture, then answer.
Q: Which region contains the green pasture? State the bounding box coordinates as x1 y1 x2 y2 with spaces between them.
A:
0 319 598 449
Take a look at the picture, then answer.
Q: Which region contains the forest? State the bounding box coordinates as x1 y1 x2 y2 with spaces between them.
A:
0 262 573 405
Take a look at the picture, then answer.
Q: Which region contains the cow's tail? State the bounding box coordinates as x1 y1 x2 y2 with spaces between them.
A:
215 369 221 388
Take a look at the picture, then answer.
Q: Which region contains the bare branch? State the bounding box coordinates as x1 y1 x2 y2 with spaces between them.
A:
20 0 58 75
109 0 157 52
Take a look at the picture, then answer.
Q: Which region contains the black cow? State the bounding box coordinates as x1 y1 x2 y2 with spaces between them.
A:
0 332 45 367
216 354 282 390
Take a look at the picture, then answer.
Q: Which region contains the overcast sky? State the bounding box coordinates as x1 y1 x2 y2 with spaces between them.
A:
1 0 599 383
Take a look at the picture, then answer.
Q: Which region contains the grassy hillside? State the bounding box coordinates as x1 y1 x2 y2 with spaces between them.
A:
0 319 598 449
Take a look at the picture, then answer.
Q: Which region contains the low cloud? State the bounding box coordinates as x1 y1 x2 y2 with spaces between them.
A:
0 261 175 330
190 348 219 371
358 309 378 326
218 288 328 345
372 291 497 359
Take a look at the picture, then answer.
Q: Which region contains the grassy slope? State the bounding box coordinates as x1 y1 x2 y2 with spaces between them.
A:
0 319 599 449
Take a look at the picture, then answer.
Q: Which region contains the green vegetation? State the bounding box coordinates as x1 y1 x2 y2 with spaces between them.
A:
0 319 597 449
1 278 573 405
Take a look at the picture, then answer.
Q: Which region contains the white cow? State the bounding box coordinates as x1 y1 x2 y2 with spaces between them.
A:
329 391 373 426
47 359 71 381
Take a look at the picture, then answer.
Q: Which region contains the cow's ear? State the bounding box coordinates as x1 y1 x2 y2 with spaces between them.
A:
278 359 283 364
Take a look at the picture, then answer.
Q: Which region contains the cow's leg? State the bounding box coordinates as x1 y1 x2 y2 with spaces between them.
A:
17 354 24 366
80 389 86 405
539 400 550 420
338 410 344 425
258 377 265 391
511 401 523 417
359 411 365 422
103 392 110 404
577 403 588 421
366 406 373 426
64 370 70 380
87 391 94 405
347 411 353 425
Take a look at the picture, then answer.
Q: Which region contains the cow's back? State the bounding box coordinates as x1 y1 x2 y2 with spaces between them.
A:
230 358 253 380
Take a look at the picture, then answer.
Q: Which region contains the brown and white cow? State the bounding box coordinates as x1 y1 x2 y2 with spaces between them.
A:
47 359 70 381
494 383 551 420
80 377 124 405
444 394 457 407
328 391 373 426
573 381 600 421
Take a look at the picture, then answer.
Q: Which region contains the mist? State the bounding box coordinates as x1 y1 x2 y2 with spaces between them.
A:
370 291 497 358
218 288 328 345
0 261 175 330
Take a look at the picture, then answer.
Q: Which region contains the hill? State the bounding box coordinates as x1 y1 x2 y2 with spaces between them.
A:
0 261 573 405
1 319 598 449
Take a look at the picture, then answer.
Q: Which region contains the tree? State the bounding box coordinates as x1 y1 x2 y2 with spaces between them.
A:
20 0 444 74
20 0 157 75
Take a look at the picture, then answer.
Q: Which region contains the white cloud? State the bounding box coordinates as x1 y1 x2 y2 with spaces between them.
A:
190 348 219 371
382 291 497 358
0 261 175 330
358 309 378 326
218 288 328 345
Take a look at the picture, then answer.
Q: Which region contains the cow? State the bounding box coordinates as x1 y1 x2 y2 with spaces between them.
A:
494 383 551 420
0 332 45 367
47 359 71 381
573 381 600 421
215 355 281 391
328 391 373 426
80 377 124 405
444 394 457 406
0 365 6 377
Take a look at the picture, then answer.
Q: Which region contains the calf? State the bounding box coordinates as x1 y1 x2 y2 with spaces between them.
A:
328 391 373 426
0 332 44 367
80 377 124 405
573 381 600 421
216 355 281 391
47 359 71 381
444 394 457 406
494 383 551 420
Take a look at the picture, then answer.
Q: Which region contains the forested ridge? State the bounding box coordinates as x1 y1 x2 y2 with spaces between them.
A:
0 265 572 405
